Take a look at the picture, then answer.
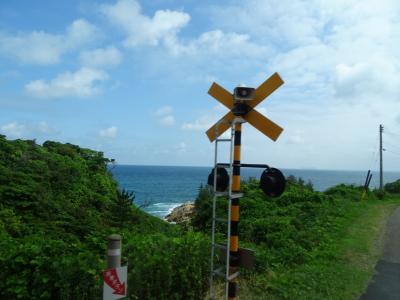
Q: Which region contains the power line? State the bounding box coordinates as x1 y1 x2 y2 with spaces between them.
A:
368 133 380 171
373 150 379 165
385 149 400 157
384 141 400 152
384 128 400 138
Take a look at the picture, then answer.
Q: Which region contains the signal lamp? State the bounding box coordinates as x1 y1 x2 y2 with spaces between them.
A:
232 86 255 116
232 102 251 116
259 168 286 197
207 167 229 192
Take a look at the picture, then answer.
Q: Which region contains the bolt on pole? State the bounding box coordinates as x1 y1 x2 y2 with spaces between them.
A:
107 234 121 269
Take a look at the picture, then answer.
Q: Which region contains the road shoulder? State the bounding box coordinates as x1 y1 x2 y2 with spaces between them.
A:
360 207 400 300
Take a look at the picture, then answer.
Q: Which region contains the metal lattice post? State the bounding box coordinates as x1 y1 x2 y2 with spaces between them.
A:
224 123 235 300
209 126 218 298
210 123 219 298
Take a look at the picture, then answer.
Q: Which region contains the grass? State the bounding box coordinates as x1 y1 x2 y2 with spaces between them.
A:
238 195 400 300
198 183 400 300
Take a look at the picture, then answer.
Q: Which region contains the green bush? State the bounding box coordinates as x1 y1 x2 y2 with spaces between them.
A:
124 232 209 300
192 178 354 269
0 135 210 300
373 188 386 199
324 184 364 201
191 184 214 231
384 179 400 194
0 233 103 299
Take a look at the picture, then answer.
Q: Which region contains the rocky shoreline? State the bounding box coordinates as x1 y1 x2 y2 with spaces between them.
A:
165 202 195 225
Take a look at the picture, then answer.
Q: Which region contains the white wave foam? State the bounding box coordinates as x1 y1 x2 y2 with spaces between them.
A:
145 202 183 218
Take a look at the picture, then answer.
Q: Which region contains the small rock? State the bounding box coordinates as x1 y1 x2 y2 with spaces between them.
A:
165 202 195 224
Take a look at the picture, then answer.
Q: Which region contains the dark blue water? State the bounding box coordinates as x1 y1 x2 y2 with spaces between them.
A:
110 165 400 218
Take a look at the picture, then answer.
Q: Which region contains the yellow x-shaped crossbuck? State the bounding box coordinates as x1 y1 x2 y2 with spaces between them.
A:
206 72 285 142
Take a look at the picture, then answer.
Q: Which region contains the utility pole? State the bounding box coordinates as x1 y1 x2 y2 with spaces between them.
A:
379 124 383 190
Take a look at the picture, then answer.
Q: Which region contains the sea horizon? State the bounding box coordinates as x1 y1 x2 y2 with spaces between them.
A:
111 163 400 173
110 165 400 219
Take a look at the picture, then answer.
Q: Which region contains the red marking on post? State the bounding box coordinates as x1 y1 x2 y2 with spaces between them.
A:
103 268 126 295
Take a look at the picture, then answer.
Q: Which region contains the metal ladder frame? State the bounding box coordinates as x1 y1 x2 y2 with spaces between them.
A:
209 118 242 300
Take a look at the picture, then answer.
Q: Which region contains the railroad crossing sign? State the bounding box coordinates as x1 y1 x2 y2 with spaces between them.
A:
206 72 285 300
206 72 284 142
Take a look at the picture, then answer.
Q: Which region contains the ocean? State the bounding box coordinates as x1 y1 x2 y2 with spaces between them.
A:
110 165 400 218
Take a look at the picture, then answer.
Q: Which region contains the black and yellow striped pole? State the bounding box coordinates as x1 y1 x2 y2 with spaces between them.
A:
206 73 286 300
229 122 241 300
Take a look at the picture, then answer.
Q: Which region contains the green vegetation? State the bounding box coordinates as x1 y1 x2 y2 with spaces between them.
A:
385 179 400 194
1 133 399 300
192 177 400 299
0 135 209 300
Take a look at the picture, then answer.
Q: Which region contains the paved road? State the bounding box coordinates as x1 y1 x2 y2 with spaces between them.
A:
360 207 400 300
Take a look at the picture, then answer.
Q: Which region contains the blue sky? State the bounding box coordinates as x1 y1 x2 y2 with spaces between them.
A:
1 0 400 170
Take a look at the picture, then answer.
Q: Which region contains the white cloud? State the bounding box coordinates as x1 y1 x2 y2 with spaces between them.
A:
2 0 400 170
286 132 305 145
37 121 53 134
25 67 108 98
99 126 118 138
171 0 400 170
166 30 269 58
210 0 400 90
182 105 229 131
159 115 175 126
0 121 55 139
155 105 175 126
0 19 98 65
80 46 123 68
100 0 190 47
155 105 173 116
182 115 213 131
334 62 400 99
100 0 267 59
1 122 26 138
66 19 98 47
211 0 325 48
176 142 187 153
